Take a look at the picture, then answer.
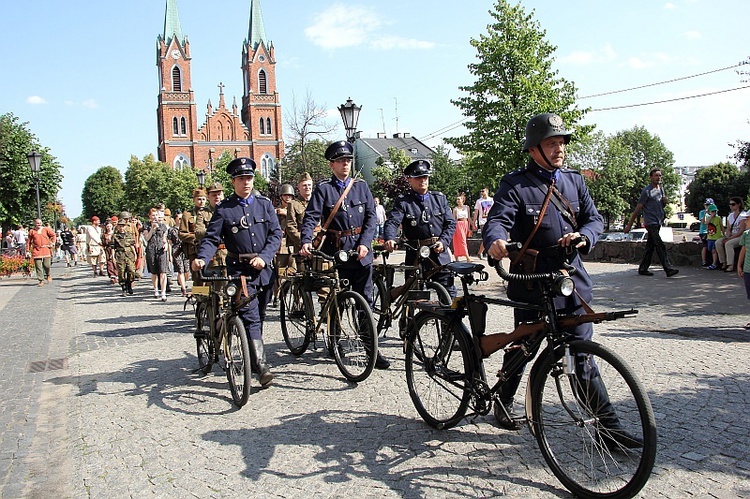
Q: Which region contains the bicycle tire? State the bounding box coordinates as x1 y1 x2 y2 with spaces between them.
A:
405 311 472 429
426 281 452 306
371 274 391 336
329 290 377 382
226 315 252 407
195 300 214 374
280 279 313 355
529 340 657 499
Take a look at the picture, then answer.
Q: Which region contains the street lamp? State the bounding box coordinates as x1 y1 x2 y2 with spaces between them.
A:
196 168 206 187
338 97 362 143
26 150 42 220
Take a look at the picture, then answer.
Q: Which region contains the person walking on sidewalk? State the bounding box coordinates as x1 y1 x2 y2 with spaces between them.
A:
624 167 679 277
27 218 56 286
112 219 137 296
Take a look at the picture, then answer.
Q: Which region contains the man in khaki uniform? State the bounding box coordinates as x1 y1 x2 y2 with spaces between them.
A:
195 182 227 270
285 172 314 253
179 189 208 283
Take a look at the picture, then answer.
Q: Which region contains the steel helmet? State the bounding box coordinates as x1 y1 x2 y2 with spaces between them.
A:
280 184 295 196
522 113 572 152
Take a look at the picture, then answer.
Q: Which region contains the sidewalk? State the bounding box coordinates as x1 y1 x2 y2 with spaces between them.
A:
1 259 749 498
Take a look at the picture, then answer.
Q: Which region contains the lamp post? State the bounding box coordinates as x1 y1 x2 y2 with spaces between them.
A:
196 169 206 188
26 151 42 220
338 97 361 143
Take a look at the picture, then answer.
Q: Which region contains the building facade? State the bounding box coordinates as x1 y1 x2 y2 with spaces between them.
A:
155 0 283 179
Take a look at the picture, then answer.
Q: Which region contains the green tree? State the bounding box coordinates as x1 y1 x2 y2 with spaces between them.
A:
0 113 63 229
429 146 473 205
685 163 743 216
446 0 588 189
280 139 330 185
614 126 678 215
371 147 411 203
566 131 636 227
81 166 124 221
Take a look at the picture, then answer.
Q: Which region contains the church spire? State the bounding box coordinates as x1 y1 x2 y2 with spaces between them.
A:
247 0 268 50
163 0 185 46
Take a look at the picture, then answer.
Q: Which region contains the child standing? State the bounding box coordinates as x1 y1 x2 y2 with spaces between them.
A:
704 204 723 270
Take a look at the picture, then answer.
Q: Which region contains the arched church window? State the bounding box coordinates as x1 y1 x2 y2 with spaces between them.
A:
266 118 272 136
180 117 187 135
173 155 190 171
172 117 179 136
260 153 274 179
258 70 267 94
172 66 182 92
259 117 265 135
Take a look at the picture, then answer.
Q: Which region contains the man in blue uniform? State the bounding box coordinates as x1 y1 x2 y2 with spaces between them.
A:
383 159 457 297
299 140 389 369
483 114 640 448
192 157 282 388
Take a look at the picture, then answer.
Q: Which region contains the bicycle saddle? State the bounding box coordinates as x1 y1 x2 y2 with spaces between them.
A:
446 262 485 275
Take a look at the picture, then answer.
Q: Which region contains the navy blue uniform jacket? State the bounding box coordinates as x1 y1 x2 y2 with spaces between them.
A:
197 193 282 287
384 190 456 266
482 163 603 307
300 177 377 266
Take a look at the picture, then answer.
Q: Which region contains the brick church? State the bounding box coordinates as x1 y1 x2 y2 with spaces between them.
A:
155 0 284 179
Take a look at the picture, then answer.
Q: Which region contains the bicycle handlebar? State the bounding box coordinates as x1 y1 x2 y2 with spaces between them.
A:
198 270 243 282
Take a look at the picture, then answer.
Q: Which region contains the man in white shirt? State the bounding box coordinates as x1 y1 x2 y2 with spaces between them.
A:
473 187 494 258
374 197 387 241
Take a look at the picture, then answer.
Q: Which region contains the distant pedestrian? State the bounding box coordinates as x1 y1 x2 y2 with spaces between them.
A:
144 208 170 301
452 193 473 262
698 198 714 267
85 217 105 276
59 226 78 266
168 213 190 296
26 218 56 286
473 187 493 258
112 219 137 296
624 168 678 277
374 197 387 242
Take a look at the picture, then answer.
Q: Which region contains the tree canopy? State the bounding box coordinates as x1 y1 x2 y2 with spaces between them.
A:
0 113 63 229
446 0 587 189
81 166 124 221
685 162 748 216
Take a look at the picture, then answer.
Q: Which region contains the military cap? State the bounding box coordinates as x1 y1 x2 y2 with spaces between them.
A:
280 184 295 196
297 172 312 183
207 182 224 193
119 211 132 220
116 219 126 226
404 159 432 178
324 140 354 162
522 113 572 152
226 157 256 178
192 188 207 198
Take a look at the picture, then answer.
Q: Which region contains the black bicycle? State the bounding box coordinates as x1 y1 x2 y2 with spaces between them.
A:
192 269 255 407
371 240 451 338
404 259 657 498
279 249 378 382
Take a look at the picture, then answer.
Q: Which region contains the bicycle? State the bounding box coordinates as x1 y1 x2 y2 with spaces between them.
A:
404 257 657 499
371 240 452 338
279 249 377 382
192 268 256 407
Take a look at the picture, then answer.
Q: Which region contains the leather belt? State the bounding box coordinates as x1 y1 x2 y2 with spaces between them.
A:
326 227 362 238
410 237 439 246
227 251 259 262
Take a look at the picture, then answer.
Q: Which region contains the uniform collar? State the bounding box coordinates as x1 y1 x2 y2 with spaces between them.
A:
528 160 559 183
236 194 255 207
331 176 350 190
410 189 430 203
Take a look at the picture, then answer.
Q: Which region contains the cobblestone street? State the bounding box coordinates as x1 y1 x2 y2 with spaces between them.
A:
2 260 749 498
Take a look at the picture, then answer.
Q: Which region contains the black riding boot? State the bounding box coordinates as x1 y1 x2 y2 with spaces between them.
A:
584 376 643 449
250 338 273 388
494 363 524 430
120 283 127 297
126 281 134 295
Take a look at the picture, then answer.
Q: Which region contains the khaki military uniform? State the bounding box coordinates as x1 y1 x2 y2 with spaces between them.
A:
112 231 137 283
194 207 227 268
178 206 207 262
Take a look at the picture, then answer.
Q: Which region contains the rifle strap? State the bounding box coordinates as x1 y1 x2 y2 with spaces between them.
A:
512 179 554 267
525 171 578 231
315 178 356 250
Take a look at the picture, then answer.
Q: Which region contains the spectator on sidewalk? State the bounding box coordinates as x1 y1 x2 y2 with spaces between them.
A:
452 193 474 262
374 197 387 242
26 218 56 286
624 168 678 277
716 197 747 273
698 198 714 267
473 187 493 258
704 204 723 270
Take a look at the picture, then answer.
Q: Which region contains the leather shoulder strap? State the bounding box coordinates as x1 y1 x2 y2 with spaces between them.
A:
320 178 356 233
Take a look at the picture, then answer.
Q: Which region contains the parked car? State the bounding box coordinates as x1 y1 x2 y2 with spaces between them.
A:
600 232 627 242
690 221 701 231
628 227 674 243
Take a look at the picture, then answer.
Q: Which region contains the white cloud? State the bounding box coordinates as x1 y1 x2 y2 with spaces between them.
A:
684 30 702 39
26 95 47 105
82 99 98 109
370 35 435 50
664 2 677 9
305 4 381 49
560 43 616 65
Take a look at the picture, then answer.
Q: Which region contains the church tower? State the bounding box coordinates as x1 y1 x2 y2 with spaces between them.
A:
156 0 197 170
241 0 284 179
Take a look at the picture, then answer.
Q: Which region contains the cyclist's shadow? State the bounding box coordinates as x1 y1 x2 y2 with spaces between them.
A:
202 409 567 497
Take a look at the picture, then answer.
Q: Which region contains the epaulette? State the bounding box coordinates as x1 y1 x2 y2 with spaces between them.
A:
559 167 582 176
507 168 527 177
432 191 445 197
256 195 272 202
396 193 405 199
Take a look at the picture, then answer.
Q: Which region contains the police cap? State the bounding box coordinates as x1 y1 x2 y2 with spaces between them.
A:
522 113 572 152
226 157 256 178
404 159 432 178
324 140 354 162
207 182 224 193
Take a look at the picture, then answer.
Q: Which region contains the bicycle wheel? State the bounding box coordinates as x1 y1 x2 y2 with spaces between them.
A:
405 312 472 429
329 290 377 382
426 281 452 306
195 299 214 374
529 340 657 499
225 316 253 407
280 279 312 355
371 275 391 336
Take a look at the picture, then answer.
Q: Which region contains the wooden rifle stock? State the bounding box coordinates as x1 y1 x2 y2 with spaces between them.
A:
478 311 630 358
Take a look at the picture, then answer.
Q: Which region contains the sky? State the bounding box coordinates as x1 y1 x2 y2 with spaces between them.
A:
1 0 748 218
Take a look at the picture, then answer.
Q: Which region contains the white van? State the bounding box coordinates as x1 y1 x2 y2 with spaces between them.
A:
628 227 674 243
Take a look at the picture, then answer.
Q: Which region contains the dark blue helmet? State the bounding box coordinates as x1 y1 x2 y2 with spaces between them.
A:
226 157 256 178
324 140 354 162
522 113 572 152
404 159 432 178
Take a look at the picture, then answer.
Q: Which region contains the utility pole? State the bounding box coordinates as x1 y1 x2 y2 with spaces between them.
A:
393 97 399 135
378 108 386 135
